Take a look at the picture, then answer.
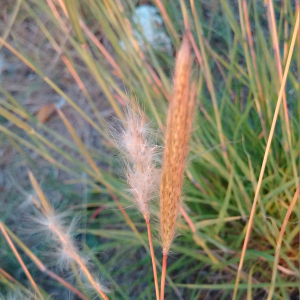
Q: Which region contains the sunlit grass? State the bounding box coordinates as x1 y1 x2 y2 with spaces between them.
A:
0 0 298 299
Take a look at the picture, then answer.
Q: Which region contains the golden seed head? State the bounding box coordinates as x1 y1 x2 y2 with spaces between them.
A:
160 34 195 254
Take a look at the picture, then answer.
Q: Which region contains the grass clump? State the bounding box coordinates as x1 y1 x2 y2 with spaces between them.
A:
0 0 298 299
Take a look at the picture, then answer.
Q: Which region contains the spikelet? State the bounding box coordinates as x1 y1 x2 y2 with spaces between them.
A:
116 105 159 221
160 34 195 254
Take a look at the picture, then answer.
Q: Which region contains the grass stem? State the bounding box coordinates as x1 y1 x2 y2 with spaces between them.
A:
146 219 160 300
160 254 168 300
179 206 196 233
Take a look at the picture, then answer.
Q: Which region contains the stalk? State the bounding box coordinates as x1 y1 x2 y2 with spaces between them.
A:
146 219 160 300
160 254 168 300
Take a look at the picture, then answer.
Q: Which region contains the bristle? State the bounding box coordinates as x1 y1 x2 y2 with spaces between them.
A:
160 34 195 254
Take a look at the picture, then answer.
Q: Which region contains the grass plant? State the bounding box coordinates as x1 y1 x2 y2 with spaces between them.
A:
0 0 299 299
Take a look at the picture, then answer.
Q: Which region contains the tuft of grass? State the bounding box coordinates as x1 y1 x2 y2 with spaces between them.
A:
0 0 298 299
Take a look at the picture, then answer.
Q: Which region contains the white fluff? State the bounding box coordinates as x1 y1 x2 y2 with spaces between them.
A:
115 106 160 220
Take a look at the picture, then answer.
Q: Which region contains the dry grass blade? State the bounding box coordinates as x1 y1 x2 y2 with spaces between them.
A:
242 0 263 104
28 170 52 215
238 0 267 142
54 0 123 76
0 223 43 299
267 0 297 181
0 37 105 135
179 206 196 233
0 0 22 51
232 10 299 300
45 0 68 32
181 204 220 265
266 186 299 300
153 0 179 43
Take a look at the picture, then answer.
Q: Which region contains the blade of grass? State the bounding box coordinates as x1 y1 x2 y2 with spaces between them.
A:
247 263 257 300
63 0 86 46
152 0 179 44
190 0 230 169
1 222 90 300
28 170 52 214
267 0 298 183
0 223 44 299
0 0 22 51
0 37 107 136
232 10 299 300
238 0 268 142
266 186 299 300
22 2 112 134
242 0 264 104
215 170 234 235
176 281 298 289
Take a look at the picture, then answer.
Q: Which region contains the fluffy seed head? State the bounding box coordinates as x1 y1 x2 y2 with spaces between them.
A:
25 173 109 298
29 209 80 270
116 105 160 220
121 107 150 164
160 34 195 254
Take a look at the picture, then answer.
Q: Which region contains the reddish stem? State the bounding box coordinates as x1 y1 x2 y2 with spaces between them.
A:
179 206 196 233
160 254 168 300
146 219 160 300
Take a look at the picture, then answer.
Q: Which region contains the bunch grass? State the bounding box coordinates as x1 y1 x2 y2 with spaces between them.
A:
0 0 298 299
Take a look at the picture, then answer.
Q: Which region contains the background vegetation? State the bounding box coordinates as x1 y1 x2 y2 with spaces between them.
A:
0 0 299 299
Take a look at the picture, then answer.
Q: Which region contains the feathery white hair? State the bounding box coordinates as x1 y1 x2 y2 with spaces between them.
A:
116 105 160 220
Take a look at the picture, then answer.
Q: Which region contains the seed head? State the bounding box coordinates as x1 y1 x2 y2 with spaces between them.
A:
160 34 195 254
115 105 160 221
